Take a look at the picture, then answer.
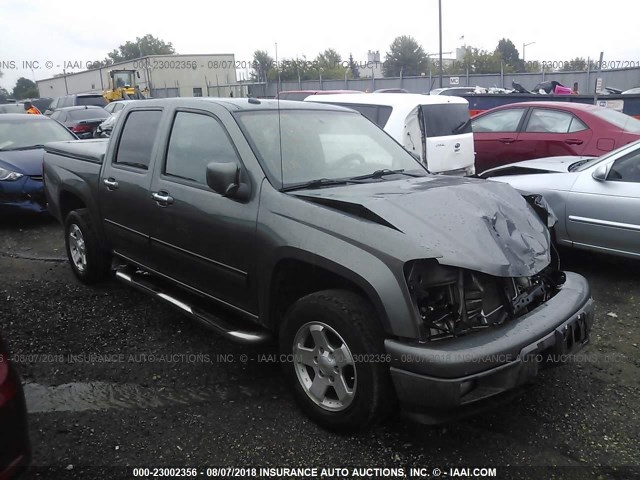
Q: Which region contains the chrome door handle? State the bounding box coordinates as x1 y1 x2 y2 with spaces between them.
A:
151 191 174 206
103 178 119 190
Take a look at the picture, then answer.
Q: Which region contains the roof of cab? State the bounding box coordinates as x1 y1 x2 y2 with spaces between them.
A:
128 97 353 113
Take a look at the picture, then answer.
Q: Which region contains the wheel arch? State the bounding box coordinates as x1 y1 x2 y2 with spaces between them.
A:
262 250 393 335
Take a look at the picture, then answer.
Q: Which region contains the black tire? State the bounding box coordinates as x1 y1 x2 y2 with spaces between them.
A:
64 209 111 284
279 289 394 431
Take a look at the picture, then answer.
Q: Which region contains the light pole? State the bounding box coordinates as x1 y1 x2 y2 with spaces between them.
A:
438 0 443 87
523 41 535 64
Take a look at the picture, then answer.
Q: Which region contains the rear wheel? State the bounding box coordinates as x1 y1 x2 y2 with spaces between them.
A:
279 289 393 431
64 209 111 284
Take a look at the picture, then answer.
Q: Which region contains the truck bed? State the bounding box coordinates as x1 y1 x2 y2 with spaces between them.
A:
44 139 108 164
43 139 108 224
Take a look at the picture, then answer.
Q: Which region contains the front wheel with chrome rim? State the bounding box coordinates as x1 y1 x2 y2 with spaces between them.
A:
64 209 112 284
280 289 394 431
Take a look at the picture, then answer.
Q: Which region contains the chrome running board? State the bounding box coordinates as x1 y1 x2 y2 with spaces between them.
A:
115 266 270 345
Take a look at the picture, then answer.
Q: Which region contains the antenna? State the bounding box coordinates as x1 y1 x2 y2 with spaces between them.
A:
276 42 284 188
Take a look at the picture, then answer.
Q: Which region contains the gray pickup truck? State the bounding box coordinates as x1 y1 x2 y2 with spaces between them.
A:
43 97 594 430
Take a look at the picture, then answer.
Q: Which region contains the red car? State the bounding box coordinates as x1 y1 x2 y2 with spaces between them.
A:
0 332 30 480
471 101 640 172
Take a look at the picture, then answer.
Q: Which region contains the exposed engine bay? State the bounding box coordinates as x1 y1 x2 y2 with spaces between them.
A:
405 261 567 341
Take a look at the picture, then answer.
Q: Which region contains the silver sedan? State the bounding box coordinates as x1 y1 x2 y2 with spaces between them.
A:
481 141 640 258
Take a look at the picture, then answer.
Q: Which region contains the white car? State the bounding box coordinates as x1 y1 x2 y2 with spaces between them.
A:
306 93 475 176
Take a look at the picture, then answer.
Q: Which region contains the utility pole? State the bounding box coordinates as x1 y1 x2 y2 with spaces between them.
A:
523 41 535 64
438 0 443 88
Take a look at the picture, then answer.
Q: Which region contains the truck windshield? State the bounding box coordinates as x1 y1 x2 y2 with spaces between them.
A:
235 110 427 188
422 104 472 137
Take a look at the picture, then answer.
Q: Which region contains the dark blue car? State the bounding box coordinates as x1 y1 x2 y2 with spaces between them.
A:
0 114 76 215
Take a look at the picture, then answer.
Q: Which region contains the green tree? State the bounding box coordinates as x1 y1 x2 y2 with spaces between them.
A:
383 36 429 77
108 34 175 63
88 58 113 69
251 50 274 82
560 57 588 71
348 53 360 79
12 77 39 99
0 86 10 103
314 49 349 80
524 60 554 73
496 38 524 72
445 47 502 75
274 57 314 82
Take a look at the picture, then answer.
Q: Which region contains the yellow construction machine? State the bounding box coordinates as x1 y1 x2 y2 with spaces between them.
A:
103 69 147 102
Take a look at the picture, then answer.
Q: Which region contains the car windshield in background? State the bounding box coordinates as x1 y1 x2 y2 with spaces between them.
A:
76 96 108 107
591 107 640 133
0 117 75 150
422 104 472 137
235 110 427 187
68 108 109 121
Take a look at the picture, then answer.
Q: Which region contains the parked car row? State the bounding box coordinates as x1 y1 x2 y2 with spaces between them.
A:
2 96 640 261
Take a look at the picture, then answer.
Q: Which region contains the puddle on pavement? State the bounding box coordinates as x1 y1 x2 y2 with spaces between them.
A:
23 382 244 413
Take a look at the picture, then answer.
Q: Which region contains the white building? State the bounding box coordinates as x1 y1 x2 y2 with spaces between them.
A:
37 53 241 98
361 50 384 79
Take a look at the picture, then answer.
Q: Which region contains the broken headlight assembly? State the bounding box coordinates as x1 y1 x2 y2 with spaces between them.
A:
404 260 566 341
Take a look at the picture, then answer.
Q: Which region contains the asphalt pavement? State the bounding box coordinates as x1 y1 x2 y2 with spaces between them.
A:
1 216 638 480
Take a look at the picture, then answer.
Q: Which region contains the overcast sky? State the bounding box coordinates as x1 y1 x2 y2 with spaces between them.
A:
1 0 639 90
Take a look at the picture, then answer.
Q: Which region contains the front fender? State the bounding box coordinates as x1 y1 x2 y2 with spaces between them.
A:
255 185 422 339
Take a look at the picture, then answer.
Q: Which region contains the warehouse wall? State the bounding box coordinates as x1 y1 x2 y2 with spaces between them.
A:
37 54 237 98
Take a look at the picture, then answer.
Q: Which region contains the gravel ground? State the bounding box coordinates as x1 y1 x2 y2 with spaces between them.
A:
0 216 638 480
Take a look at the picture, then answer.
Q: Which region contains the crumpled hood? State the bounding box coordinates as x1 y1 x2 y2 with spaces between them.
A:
294 176 551 278
0 149 45 176
483 156 595 175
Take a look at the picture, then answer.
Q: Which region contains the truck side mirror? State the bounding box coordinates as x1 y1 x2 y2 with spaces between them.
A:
206 162 250 201
592 163 610 181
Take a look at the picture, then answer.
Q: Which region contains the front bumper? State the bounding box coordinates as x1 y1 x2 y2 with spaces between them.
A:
386 271 593 416
0 176 47 215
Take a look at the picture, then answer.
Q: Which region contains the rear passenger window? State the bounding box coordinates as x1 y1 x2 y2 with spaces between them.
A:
115 110 162 170
525 109 586 133
164 111 240 185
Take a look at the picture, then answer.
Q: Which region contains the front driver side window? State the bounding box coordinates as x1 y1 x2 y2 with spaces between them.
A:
608 150 640 183
472 108 526 133
165 111 240 185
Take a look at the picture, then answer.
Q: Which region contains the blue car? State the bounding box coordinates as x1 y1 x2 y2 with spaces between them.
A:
0 114 76 215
